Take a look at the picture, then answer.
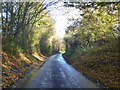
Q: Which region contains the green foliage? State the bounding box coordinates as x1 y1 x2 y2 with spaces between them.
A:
51 36 66 54
33 16 55 55
65 3 119 56
64 2 119 88
2 2 56 55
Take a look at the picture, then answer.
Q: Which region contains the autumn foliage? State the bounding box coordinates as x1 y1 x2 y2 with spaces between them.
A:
2 51 46 88
64 2 119 88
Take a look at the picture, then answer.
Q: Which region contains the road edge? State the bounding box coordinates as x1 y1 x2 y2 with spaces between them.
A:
12 60 47 88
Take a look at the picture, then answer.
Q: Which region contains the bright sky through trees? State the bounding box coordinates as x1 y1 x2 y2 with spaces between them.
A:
46 0 83 38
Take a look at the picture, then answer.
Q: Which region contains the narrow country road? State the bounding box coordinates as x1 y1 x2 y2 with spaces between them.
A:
22 53 99 88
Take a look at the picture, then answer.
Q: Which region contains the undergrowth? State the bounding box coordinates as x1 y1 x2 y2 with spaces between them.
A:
65 38 119 88
2 51 46 88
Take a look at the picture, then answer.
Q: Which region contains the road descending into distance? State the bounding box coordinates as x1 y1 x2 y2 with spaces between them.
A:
22 53 99 88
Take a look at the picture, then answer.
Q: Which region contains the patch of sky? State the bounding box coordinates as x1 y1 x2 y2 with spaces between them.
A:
46 0 83 38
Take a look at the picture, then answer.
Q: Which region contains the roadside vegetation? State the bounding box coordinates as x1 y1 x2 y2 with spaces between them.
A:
1 2 64 88
1 1 119 89
64 2 119 88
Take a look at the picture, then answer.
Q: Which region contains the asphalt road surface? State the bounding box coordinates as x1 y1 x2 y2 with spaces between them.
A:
22 53 99 88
